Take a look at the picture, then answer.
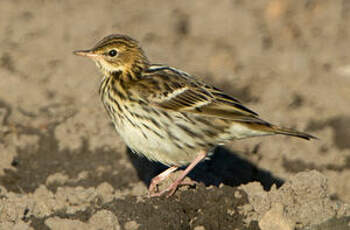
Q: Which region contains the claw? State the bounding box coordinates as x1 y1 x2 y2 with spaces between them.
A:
149 151 206 197
148 166 178 196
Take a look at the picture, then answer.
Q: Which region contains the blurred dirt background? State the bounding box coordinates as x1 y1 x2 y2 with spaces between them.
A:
0 0 350 229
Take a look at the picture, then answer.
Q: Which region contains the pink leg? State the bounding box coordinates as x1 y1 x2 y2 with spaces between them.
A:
150 150 207 198
148 166 178 195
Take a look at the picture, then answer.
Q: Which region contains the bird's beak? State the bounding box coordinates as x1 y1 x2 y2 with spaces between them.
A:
73 50 99 58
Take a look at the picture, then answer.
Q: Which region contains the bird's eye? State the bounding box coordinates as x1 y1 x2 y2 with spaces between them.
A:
108 49 117 57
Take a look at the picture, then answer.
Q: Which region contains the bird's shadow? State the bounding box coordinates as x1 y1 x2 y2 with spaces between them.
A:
127 146 284 191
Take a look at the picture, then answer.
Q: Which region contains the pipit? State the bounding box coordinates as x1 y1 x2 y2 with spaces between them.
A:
74 34 315 197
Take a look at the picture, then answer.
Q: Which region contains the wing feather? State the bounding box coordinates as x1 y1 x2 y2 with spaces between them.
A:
127 65 259 121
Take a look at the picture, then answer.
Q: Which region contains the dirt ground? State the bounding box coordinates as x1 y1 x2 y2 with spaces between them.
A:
0 0 350 229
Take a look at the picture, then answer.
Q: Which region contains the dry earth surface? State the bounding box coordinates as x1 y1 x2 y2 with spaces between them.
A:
0 0 350 229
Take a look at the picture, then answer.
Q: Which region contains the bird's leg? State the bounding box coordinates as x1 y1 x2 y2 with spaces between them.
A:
150 150 207 198
148 166 178 195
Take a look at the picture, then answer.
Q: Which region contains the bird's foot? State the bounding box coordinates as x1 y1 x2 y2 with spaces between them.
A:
149 150 206 198
148 166 178 195
149 178 197 198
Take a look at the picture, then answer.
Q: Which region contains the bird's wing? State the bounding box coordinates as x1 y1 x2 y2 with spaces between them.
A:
127 66 259 121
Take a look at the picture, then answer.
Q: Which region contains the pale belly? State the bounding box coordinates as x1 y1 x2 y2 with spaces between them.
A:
113 109 206 166
104 98 270 166
112 114 269 166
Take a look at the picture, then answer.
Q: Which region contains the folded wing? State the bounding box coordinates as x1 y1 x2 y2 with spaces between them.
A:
128 65 260 122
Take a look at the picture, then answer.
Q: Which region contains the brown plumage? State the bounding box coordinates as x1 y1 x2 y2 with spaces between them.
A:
74 34 316 197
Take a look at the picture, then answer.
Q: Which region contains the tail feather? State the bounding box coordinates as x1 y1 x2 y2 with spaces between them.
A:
237 118 317 140
272 126 317 140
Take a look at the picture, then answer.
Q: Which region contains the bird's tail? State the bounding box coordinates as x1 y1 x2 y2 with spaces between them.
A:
238 118 317 140
271 125 317 140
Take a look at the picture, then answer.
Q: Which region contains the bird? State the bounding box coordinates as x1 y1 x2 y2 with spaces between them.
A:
73 34 316 197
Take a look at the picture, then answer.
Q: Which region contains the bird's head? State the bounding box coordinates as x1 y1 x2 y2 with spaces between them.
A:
74 34 149 76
